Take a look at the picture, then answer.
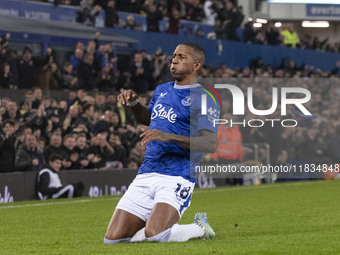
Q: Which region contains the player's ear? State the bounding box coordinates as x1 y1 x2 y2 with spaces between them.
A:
193 61 202 72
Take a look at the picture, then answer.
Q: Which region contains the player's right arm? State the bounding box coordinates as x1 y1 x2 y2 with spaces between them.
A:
117 89 151 126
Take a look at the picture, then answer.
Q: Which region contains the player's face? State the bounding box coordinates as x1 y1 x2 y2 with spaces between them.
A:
170 45 197 81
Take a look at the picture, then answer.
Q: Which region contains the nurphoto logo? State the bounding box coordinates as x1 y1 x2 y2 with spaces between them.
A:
200 83 312 128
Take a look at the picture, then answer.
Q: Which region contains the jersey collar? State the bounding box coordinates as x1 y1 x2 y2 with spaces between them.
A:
173 83 200 89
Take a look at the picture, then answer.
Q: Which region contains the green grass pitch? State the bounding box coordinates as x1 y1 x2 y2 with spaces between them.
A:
1 180 340 255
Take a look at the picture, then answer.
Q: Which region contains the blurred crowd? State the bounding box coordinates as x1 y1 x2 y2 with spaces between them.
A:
31 0 340 53
1 27 340 175
0 87 149 172
216 77 340 167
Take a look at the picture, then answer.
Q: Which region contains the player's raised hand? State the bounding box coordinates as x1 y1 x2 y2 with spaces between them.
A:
117 89 138 105
140 129 171 145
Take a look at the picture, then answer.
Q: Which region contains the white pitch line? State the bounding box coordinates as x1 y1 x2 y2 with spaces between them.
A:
0 181 321 210
0 196 120 210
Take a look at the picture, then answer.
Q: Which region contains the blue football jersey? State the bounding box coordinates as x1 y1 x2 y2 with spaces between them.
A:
138 81 220 182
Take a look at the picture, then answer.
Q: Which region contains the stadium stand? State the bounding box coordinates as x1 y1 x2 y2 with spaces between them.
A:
1 0 340 202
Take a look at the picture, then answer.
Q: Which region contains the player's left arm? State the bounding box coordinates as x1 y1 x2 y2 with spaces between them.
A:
140 129 217 153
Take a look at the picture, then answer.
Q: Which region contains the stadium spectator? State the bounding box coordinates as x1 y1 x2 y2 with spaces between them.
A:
15 133 43 171
127 158 138 169
74 133 90 169
214 19 227 40
60 61 78 90
17 46 52 89
153 50 172 85
93 92 106 114
38 57 58 90
167 7 181 34
70 47 84 75
103 93 117 112
76 0 102 26
296 128 321 165
210 113 243 163
38 137 47 151
124 15 140 31
77 52 96 90
70 89 88 107
87 132 113 169
116 0 142 13
0 62 15 89
32 87 43 109
210 113 243 185
96 66 115 91
281 24 300 48
63 105 80 134
128 141 145 167
172 0 187 18
108 132 127 167
43 132 63 163
104 0 119 28
76 103 94 133
0 36 8 82
37 153 84 199
185 0 204 22
243 21 256 43
110 112 120 130
60 134 78 169
129 52 152 94
145 4 163 32
2 101 19 122
265 23 281 46
253 31 266 45
15 125 32 150
0 120 16 172
85 37 104 74
312 36 329 51
203 0 217 25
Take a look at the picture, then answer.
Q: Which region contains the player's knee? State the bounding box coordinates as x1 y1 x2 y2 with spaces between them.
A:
104 235 131 244
145 227 171 242
104 233 116 241
104 231 124 241
145 227 159 238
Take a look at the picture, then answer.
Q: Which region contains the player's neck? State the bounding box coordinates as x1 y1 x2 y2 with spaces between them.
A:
175 77 197 86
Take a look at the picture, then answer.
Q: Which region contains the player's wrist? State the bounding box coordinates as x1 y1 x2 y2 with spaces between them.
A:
129 99 139 107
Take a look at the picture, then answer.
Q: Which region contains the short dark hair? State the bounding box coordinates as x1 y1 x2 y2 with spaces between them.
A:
24 133 36 143
33 86 42 92
76 133 87 140
18 124 31 134
38 137 46 143
180 42 205 64
23 46 32 54
63 134 75 141
95 92 106 97
82 103 93 112
63 61 72 68
48 154 63 163
2 119 15 128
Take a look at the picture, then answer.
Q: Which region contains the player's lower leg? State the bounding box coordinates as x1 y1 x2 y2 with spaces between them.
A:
130 227 146 242
146 212 215 242
168 212 215 241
